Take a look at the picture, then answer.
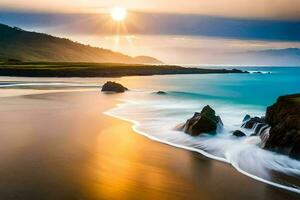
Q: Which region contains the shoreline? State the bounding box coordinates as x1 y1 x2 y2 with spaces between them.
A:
0 89 298 199
105 101 300 194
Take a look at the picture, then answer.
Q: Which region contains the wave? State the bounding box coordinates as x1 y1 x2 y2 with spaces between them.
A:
104 91 300 194
168 91 226 100
248 70 272 74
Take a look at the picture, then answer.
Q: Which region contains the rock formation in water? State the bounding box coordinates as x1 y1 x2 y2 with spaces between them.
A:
242 116 265 129
241 115 270 146
264 94 300 159
179 105 222 136
156 91 167 95
232 130 246 137
177 94 300 159
242 114 251 122
242 94 300 159
101 81 128 93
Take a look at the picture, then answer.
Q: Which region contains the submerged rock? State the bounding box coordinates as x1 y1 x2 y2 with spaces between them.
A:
254 123 267 134
241 114 269 138
156 91 167 95
101 81 128 93
243 114 251 122
179 105 222 136
242 116 265 129
232 130 246 137
264 94 300 158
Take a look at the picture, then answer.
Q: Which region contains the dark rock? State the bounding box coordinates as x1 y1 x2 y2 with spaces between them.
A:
256 124 270 136
242 116 265 129
254 123 266 134
156 91 167 95
179 105 222 136
231 68 249 73
250 124 270 138
243 114 251 122
232 130 246 137
101 81 128 93
241 115 269 137
217 116 224 126
264 94 300 158
290 139 300 160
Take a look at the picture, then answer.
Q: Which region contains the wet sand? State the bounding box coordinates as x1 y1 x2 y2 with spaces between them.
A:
0 90 299 200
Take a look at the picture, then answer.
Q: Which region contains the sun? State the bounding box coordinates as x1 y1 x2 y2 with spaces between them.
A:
110 7 127 22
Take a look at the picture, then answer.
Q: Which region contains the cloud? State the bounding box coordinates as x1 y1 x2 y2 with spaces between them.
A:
1 11 300 64
1 0 300 20
1 11 300 42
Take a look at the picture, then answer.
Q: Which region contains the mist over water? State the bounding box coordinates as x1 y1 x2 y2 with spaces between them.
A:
107 67 300 193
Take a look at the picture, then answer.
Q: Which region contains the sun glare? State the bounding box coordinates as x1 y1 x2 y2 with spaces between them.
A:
110 7 127 22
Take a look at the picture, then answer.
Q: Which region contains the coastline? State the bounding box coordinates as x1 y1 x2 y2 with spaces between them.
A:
0 89 298 199
0 62 247 77
105 100 300 194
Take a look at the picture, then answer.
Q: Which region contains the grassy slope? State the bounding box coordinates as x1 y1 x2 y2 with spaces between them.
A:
0 62 247 77
0 24 161 64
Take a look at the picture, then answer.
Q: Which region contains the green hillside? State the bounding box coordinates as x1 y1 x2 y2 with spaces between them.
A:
0 23 162 64
0 62 247 77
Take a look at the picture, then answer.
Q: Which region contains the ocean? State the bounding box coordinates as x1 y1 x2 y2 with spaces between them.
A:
0 66 300 194
105 67 300 193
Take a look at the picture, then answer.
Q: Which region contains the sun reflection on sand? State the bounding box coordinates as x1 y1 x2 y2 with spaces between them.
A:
0 89 294 199
86 115 198 199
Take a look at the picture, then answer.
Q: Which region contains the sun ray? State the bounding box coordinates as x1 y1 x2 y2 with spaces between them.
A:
113 22 121 50
110 7 127 22
108 7 137 53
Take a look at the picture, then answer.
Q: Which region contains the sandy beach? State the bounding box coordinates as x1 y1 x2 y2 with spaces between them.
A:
0 90 299 200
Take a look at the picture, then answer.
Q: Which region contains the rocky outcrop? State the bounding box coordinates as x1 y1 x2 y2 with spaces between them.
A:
241 115 270 145
242 116 265 129
179 105 222 136
264 94 300 159
243 114 251 122
240 94 300 159
101 81 128 93
232 130 246 137
176 94 300 159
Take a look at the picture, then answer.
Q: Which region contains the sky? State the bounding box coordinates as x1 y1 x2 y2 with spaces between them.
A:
1 0 300 65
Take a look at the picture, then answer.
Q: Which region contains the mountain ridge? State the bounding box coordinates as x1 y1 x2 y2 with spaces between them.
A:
0 23 162 64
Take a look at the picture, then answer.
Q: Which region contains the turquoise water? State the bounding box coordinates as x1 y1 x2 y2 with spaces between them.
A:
120 67 300 107
107 67 300 193
1 67 300 193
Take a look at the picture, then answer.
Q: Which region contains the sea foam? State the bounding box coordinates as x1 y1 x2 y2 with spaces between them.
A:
105 90 300 194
